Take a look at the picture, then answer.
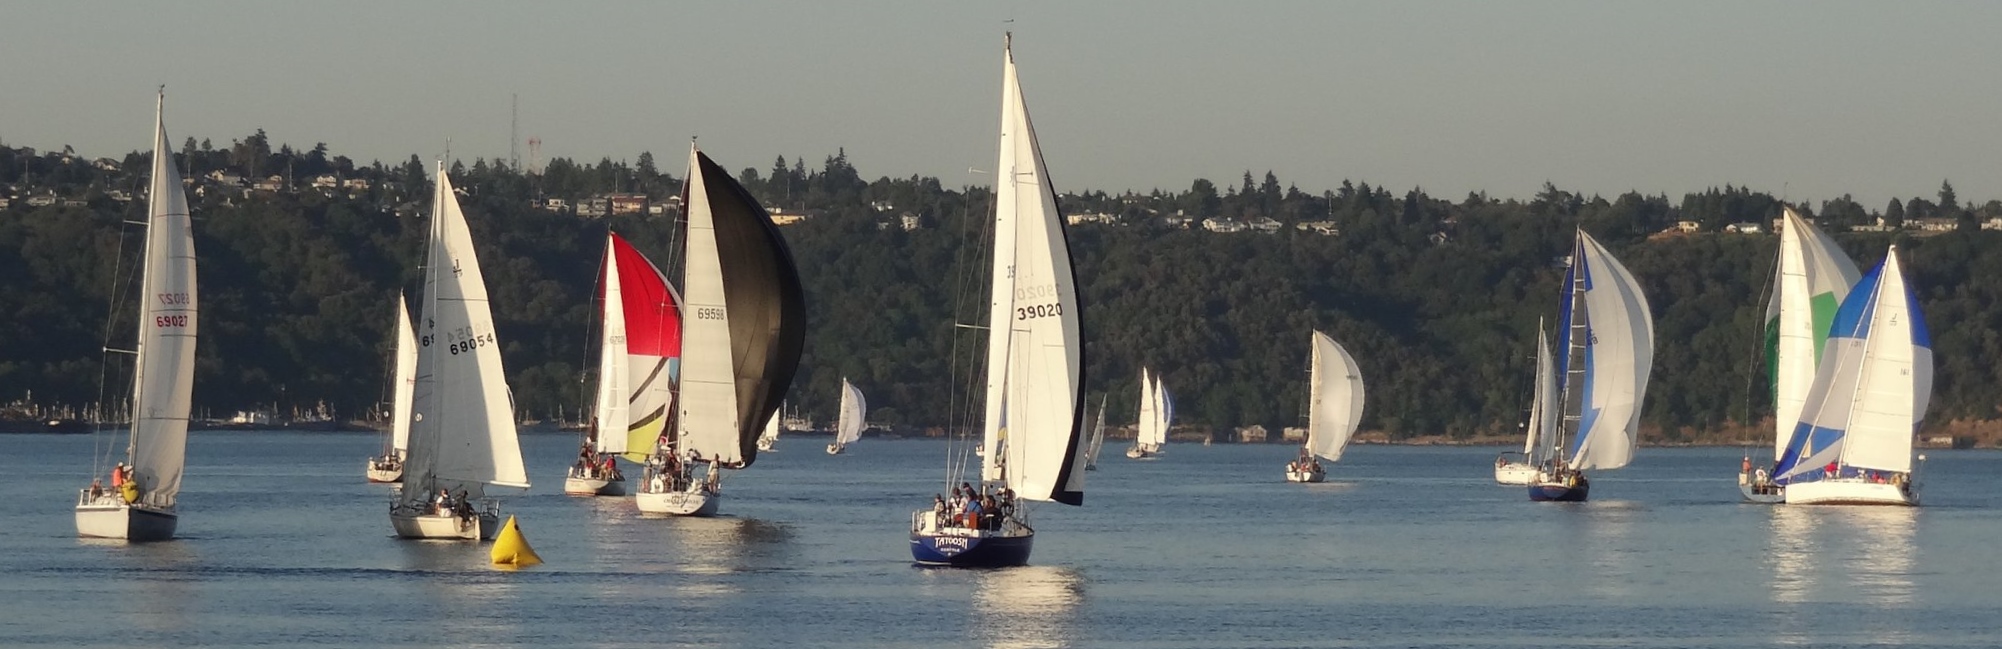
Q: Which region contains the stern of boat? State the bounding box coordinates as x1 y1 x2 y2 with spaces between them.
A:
75 490 178 541
909 511 1034 568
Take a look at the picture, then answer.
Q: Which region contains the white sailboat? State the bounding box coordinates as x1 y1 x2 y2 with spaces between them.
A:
1773 246 1930 506
76 90 196 542
756 401 783 452
1528 229 1655 502
567 232 680 497
1742 207 1860 502
1287 331 1364 483
1083 395 1107 471
911 34 1088 567
826 379 866 455
1495 320 1556 485
634 145 805 517
1126 368 1170 459
388 165 530 540
367 294 417 483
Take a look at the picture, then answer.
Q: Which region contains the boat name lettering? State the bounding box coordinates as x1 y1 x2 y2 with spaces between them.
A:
153 314 188 328
1016 302 1063 320
156 292 190 305
696 307 725 321
931 535 971 551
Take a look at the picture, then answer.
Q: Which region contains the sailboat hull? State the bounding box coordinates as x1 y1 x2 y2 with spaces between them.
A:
390 511 497 541
1286 466 1326 483
1738 470 1784 504
756 439 775 452
910 530 1033 568
825 444 844 456
1125 447 1157 460
1528 476 1590 502
365 460 403 484
1493 460 1538 486
1783 479 1916 506
75 501 177 542
636 488 719 516
564 475 626 496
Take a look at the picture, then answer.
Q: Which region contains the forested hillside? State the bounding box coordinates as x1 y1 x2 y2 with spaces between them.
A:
3 138 1999 440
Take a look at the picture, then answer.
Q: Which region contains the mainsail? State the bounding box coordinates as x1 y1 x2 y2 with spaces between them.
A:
401 166 528 504
595 232 682 462
1085 395 1108 465
984 35 1088 505
390 293 417 453
835 378 867 447
1305 331 1364 462
1774 247 1931 482
1559 230 1656 472
1525 321 1558 462
675 146 806 467
128 92 198 509
1763 207 1860 462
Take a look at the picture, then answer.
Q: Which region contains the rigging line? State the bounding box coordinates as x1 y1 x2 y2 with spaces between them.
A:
1744 230 1782 440
576 228 610 432
92 213 139 479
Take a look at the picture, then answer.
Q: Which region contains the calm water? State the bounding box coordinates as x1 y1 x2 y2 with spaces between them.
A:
2 432 2000 648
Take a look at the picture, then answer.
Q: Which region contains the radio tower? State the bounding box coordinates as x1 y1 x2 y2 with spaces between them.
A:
509 94 520 171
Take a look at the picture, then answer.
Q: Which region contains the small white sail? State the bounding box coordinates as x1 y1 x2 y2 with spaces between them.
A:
128 94 198 509
390 293 417 453
1777 247 1931 480
1563 230 1655 472
1765 207 1860 462
593 234 631 455
1136 367 1158 449
1525 321 1557 461
1306 331 1364 462
835 379 867 447
1085 395 1107 465
760 402 783 447
402 166 528 502
994 38 1088 504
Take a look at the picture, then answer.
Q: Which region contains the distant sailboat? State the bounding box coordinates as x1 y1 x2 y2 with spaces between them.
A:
1495 319 1555 485
1126 368 1170 459
388 164 531 540
635 145 805 517
1083 395 1107 471
567 232 681 497
1742 207 1860 502
76 90 196 542
1773 246 1929 506
756 401 783 452
367 294 417 484
827 379 866 455
1287 331 1363 483
1528 229 1655 502
911 34 1088 568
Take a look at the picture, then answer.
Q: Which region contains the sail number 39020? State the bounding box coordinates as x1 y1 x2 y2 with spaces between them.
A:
1016 303 1064 320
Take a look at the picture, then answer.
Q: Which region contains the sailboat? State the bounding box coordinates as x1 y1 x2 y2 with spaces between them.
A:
566 232 681 497
826 379 866 455
1528 229 1655 502
1772 246 1930 506
1494 320 1555 485
634 144 805 517
1286 331 1364 483
388 164 531 540
367 294 418 483
756 401 783 451
75 90 196 542
910 34 1088 568
1083 395 1107 471
1742 207 1860 503
1126 368 1169 459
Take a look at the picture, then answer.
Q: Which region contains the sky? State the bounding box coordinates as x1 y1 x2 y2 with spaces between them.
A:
3 1 1998 208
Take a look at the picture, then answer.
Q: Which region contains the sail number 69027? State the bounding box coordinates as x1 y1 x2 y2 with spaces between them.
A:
1016 303 1063 320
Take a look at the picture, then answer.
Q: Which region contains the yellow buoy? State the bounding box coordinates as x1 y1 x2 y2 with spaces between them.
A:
490 515 542 567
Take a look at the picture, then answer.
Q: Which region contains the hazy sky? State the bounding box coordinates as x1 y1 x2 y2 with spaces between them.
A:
3 1 1997 207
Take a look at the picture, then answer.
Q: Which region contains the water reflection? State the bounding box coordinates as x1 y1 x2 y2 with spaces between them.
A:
1762 506 1916 607
1764 506 1816 604
397 541 521 649
1832 507 1916 606
98 541 200 636
971 567 1086 649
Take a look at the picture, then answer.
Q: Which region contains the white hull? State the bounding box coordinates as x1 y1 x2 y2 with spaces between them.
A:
756 439 775 452
564 475 626 496
1125 446 1157 460
1494 461 1538 485
1286 467 1325 483
1784 478 1917 506
390 510 497 540
1738 470 1784 504
636 487 719 516
366 464 403 484
826 444 844 455
75 497 177 542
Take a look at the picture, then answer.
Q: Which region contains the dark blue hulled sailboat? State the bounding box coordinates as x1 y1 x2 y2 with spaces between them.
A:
1527 230 1655 502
